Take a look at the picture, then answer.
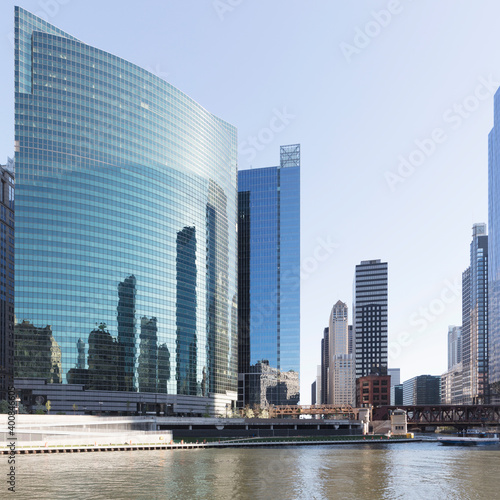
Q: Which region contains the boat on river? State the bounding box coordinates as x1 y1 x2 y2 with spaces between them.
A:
437 432 500 446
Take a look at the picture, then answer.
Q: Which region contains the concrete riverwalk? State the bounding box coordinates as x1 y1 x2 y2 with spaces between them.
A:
0 435 420 455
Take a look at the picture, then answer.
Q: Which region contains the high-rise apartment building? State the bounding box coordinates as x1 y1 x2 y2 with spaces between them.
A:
448 326 462 370
441 325 464 404
353 260 388 378
489 89 500 403
462 224 488 404
238 145 300 407
0 160 15 401
13 8 238 415
327 300 355 406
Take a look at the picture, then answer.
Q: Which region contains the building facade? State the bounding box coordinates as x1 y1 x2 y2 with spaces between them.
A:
0 161 15 401
328 300 355 406
402 375 441 405
320 327 329 404
441 325 464 404
462 224 489 404
489 89 500 403
353 260 388 378
356 375 390 407
13 8 238 415
448 326 462 370
238 145 300 407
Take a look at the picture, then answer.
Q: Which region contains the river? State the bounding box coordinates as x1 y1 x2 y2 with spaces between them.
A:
11 441 500 499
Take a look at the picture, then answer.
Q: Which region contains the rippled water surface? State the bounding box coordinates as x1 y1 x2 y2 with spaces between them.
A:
12 442 500 499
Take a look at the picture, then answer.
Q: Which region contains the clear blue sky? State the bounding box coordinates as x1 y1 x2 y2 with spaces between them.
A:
1 1 498 403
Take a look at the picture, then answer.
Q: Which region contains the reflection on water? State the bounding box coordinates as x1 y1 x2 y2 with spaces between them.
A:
15 442 500 499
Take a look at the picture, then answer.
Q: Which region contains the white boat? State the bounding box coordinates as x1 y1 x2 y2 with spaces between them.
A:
437 432 500 446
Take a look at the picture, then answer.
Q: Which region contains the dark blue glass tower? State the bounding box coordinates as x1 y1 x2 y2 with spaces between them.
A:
13 8 238 415
489 89 500 403
238 145 300 407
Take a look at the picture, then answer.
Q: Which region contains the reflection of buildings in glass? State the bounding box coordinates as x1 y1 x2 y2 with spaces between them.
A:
238 145 301 407
87 323 120 391
176 227 197 396
138 317 158 393
157 343 170 394
13 8 237 411
77 338 86 370
66 338 89 386
248 361 299 408
206 180 231 395
14 321 62 383
117 275 136 392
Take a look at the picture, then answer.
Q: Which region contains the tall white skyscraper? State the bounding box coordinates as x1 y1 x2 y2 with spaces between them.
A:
328 301 355 406
448 326 462 370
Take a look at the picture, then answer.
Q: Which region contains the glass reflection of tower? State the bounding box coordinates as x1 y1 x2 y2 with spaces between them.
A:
176 227 197 396
238 145 301 407
117 276 136 392
206 180 231 396
13 8 238 412
138 317 158 393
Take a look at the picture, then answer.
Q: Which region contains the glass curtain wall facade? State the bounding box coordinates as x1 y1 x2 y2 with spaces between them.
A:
238 145 300 407
489 89 500 403
461 224 488 404
14 8 238 412
0 162 15 401
353 260 388 379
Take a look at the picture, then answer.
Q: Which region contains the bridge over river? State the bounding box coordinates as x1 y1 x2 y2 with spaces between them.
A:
269 404 500 429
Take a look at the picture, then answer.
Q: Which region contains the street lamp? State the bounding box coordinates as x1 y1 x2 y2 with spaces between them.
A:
15 396 20 414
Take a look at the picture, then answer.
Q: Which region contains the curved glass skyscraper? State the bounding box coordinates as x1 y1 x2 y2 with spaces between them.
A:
14 8 237 415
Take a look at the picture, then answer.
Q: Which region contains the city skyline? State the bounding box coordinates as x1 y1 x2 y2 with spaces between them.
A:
1 1 499 402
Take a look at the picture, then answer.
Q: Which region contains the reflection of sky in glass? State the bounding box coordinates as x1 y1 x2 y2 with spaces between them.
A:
239 156 300 373
14 7 238 397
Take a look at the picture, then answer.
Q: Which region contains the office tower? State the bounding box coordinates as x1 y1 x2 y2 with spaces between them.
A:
462 224 488 404
390 384 403 406
388 368 400 386
353 260 388 378
388 368 400 405
238 144 300 407
489 90 500 403
315 365 321 404
311 381 317 405
448 326 462 370
402 375 441 405
13 8 237 415
0 161 15 401
328 300 355 406
441 325 464 404
321 327 329 404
